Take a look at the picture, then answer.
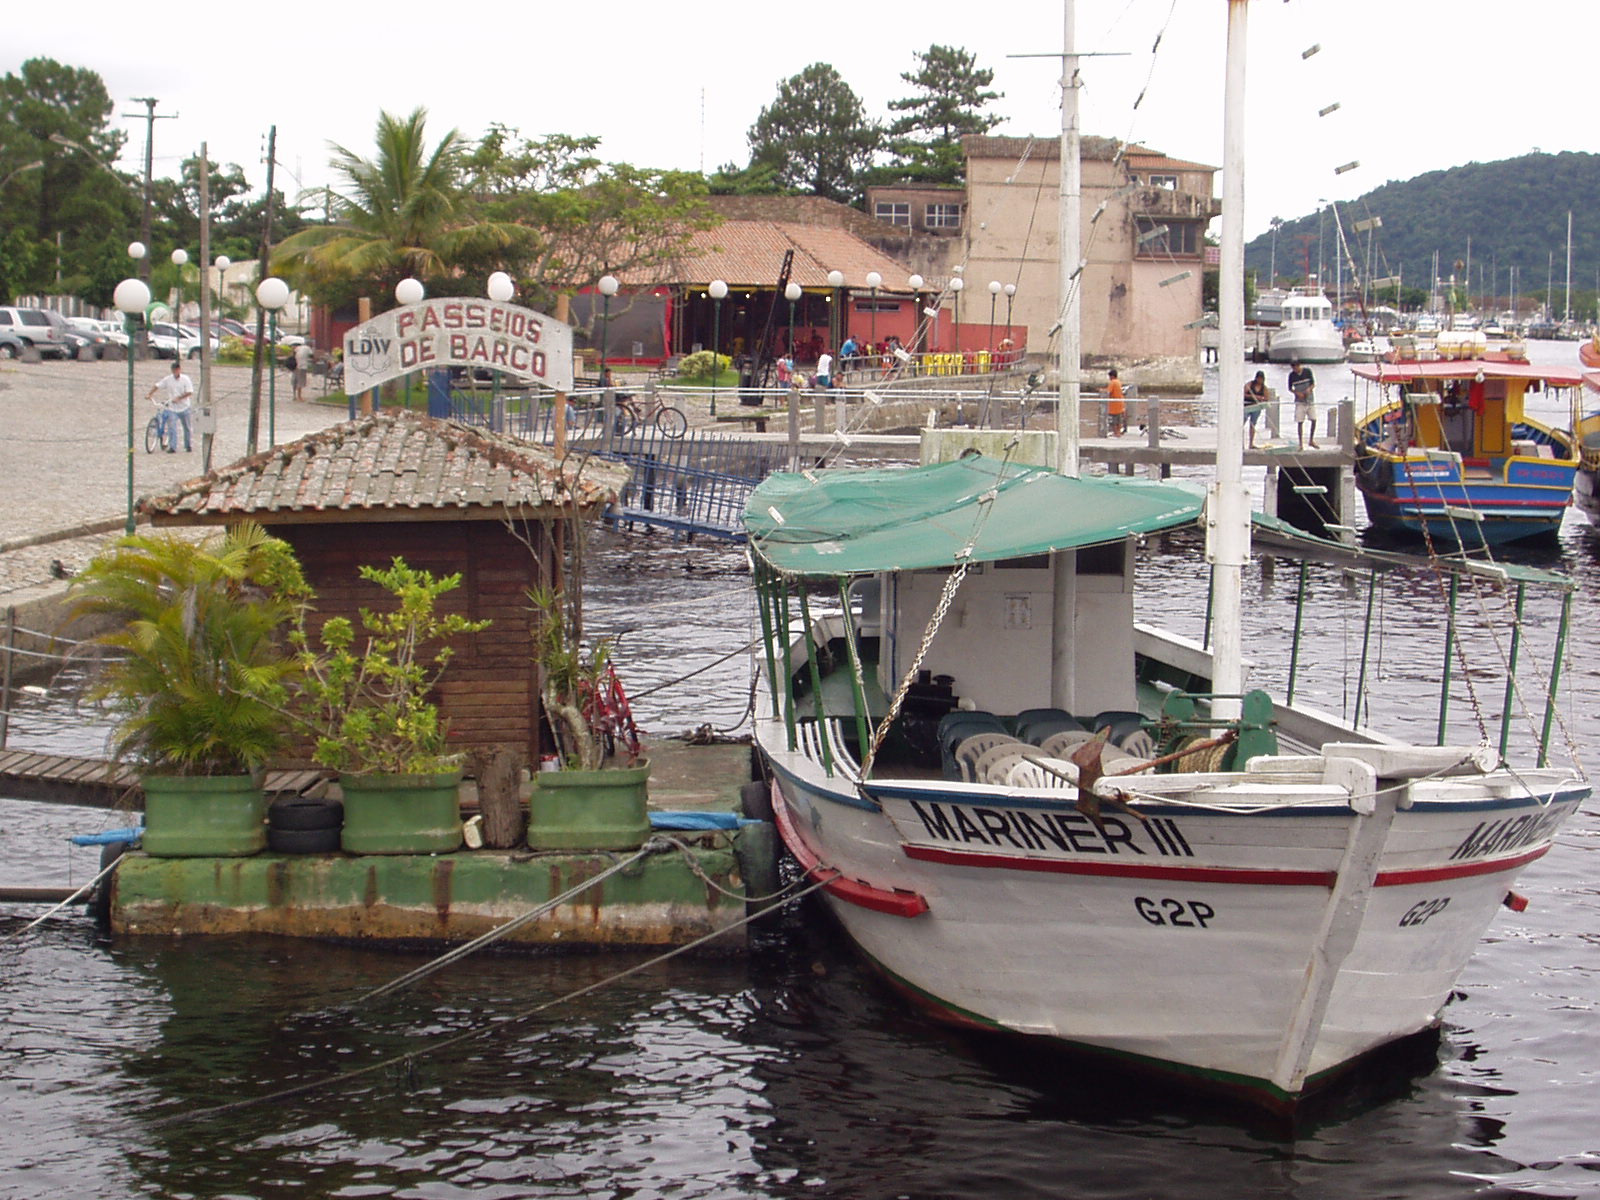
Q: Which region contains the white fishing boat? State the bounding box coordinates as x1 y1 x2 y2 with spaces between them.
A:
1267 288 1345 363
742 0 1586 1113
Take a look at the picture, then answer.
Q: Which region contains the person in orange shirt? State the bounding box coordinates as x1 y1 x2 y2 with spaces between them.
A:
1107 368 1127 436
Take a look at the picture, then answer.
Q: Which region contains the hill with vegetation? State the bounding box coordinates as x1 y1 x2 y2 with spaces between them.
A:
1245 151 1600 317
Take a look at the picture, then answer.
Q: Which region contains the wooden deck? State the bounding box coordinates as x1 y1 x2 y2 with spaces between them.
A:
0 750 327 810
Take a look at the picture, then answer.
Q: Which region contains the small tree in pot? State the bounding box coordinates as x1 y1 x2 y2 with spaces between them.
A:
292 557 490 853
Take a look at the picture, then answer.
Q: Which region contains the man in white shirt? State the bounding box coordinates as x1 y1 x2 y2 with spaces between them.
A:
815 350 834 389
146 360 196 452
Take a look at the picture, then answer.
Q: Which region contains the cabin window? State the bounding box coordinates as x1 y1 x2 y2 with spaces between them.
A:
1077 541 1127 575
875 201 910 226
1134 218 1201 258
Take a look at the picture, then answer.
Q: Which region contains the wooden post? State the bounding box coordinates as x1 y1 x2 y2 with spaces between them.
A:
787 387 801 472
357 297 374 416
468 745 527 849
553 294 571 457
0 605 15 751
1145 395 1163 480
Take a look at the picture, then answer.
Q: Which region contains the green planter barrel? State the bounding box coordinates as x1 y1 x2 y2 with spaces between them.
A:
139 774 267 857
528 761 652 850
338 771 463 855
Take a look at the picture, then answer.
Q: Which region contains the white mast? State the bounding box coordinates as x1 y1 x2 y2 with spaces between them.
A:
1209 0 1251 720
1050 0 1082 715
1565 210 1573 324
1056 0 1081 477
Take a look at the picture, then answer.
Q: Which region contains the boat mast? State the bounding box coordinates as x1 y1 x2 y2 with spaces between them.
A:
1209 0 1251 719
1056 0 1081 477
1050 0 1083 716
1564 210 1572 324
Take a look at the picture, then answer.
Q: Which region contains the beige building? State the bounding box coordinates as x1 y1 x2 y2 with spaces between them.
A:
867 136 1219 377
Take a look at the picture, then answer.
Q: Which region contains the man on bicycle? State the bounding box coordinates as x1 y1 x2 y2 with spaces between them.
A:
146 360 195 453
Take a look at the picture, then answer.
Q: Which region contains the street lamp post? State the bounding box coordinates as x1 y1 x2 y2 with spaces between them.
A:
171 248 188 341
907 274 924 363
826 270 844 368
865 271 881 360
486 272 514 429
127 242 147 358
596 274 619 439
393 277 425 414
784 280 801 369
987 280 1002 370
1003 283 1016 348
113 277 151 533
949 276 965 363
708 279 728 417
256 277 290 447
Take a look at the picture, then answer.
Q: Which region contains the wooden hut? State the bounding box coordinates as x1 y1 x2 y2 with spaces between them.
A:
141 411 627 766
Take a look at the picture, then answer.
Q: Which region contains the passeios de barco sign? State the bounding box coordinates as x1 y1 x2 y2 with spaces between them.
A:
343 298 574 394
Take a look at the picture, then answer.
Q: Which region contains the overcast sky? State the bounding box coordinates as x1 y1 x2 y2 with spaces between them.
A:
10 1 1587 246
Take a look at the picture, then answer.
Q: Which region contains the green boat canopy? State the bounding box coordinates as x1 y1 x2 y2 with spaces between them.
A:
744 454 1205 578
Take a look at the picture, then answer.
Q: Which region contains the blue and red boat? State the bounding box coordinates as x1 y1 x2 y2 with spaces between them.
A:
1351 355 1584 545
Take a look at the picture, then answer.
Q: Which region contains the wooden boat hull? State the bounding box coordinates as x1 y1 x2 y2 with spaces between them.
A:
1354 451 1576 545
758 722 1585 1108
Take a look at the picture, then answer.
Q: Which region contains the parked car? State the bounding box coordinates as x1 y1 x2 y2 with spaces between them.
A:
0 305 72 358
147 322 218 359
70 316 130 348
0 331 28 358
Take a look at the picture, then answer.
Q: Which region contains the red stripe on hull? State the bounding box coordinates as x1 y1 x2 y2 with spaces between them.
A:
903 844 1337 886
1374 844 1549 886
771 789 929 918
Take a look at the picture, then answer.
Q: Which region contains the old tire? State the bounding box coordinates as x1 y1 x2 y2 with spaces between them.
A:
268 796 344 831
740 780 774 823
91 840 130 927
267 825 342 854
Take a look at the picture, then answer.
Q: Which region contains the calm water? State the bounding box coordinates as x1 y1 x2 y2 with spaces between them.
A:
3 350 1598 1199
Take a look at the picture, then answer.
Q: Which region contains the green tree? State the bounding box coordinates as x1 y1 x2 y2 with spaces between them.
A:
0 58 135 300
747 64 880 204
884 45 1002 185
461 127 717 312
273 107 523 311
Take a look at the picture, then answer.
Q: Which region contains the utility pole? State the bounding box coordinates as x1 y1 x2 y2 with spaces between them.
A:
247 125 278 456
123 97 176 284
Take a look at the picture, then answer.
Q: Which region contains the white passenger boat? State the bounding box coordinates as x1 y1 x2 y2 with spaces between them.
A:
1267 288 1345 363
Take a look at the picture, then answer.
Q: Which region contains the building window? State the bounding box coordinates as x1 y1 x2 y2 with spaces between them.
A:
925 203 962 230
1148 173 1179 190
875 201 910 226
1135 217 1201 258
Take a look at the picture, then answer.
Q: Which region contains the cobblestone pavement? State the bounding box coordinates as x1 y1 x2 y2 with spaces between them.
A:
0 357 348 605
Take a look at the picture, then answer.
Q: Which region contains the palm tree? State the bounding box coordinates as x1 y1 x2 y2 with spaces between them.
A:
275 107 525 305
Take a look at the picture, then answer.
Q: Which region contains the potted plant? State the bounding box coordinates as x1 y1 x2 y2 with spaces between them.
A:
526 582 650 851
292 557 490 854
69 523 310 857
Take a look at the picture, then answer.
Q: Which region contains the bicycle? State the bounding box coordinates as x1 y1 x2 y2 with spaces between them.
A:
144 398 172 453
611 391 687 439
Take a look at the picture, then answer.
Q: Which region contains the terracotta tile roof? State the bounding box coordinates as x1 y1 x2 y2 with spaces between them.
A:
142 411 627 523
622 219 919 294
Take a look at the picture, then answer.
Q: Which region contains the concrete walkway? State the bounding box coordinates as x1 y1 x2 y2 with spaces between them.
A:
0 357 348 604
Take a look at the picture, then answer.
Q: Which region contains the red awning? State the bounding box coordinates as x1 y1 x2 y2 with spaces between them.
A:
1350 358 1585 386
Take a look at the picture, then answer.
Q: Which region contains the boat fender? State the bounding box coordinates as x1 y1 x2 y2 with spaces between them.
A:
740 780 775 823
1503 890 1529 913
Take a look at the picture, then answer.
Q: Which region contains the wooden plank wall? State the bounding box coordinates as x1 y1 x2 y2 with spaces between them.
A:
274 517 554 766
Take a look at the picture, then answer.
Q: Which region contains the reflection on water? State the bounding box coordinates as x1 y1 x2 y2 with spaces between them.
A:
2 416 1598 1197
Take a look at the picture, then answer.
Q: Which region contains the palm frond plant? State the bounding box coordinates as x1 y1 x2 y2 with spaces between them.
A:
70 523 310 776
